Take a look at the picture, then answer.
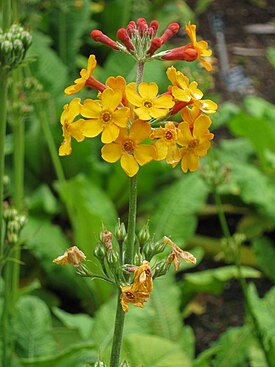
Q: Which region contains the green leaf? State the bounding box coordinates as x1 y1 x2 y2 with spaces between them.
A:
19 342 97 367
213 326 252 367
150 173 209 243
122 334 192 367
252 237 275 281
28 31 68 98
266 47 275 68
22 216 96 307
181 265 261 295
52 307 94 340
247 284 275 362
27 184 59 215
14 295 56 358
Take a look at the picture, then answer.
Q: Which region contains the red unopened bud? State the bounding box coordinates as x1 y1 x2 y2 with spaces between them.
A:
171 101 190 115
150 20 159 35
147 38 162 56
85 76 107 92
117 28 134 51
90 30 119 50
159 23 180 44
126 20 136 36
161 46 198 61
137 17 148 36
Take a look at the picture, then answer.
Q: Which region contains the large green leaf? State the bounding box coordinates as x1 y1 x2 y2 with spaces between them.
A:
122 334 191 367
253 237 275 281
150 173 209 243
14 296 56 358
213 326 252 367
247 284 275 363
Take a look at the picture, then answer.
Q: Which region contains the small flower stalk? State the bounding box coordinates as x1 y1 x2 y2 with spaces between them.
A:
53 16 216 367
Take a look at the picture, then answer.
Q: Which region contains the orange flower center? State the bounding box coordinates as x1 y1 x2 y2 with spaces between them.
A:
123 139 135 155
165 129 176 141
101 111 112 124
187 139 199 150
143 100 153 109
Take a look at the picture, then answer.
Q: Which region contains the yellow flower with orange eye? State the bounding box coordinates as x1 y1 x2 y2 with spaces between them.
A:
80 88 130 144
126 81 174 120
101 119 156 177
64 54 97 95
185 22 213 72
150 122 181 165
167 66 217 114
177 114 214 173
59 98 85 156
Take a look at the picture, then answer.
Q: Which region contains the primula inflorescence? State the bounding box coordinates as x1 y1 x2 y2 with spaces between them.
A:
58 18 217 176
54 18 216 315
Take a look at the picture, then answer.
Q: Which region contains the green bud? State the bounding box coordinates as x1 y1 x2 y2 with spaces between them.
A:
7 232 18 245
120 361 131 367
3 206 18 222
94 361 107 367
133 251 143 266
13 39 24 63
8 220 21 234
17 215 27 230
138 221 150 246
115 218 127 243
142 239 155 261
21 31 32 49
107 249 119 270
153 260 171 278
93 241 106 262
154 239 166 255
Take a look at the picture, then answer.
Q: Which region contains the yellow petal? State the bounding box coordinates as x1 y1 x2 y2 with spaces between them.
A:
154 95 175 109
101 88 121 111
165 144 181 165
102 124 120 143
81 99 102 118
120 154 139 177
126 82 142 107
101 143 121 162
193 115 212 137
172 86 191 102
106 75 126 94
112 107 130 127
181 151 199 172
134 107 151 120
154 140 168 160
138 82 158 99
81 119 103 137
69 119 85 142
178 122 192 145
59 135 72 156
134 145 155 166
150 106 169 119
130 120 151 143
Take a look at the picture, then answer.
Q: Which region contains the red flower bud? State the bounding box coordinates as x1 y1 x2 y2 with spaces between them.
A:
147 38 162 56
159 23 180 45
90 30 119 50
161 46 198 61
150 20 159 35
137 17 148 36
85 76 107 92
117 28 134 51
170 101 191 115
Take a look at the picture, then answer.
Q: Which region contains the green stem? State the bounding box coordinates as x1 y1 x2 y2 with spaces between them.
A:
0 70 9 257
36 102 65 183
2 0 11 31
109 61 144 367
58 7 67 64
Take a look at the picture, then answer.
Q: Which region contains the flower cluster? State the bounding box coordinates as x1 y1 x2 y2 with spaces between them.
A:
59 18 216 176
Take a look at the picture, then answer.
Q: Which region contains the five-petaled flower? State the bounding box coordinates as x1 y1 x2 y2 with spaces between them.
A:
185 22 213 72
150 121 181 165
101 119 156 177
53 246 86 267
167 66 217 114
80 88 130 143
126 81 174 120
59 98 85 156
177 114 214 173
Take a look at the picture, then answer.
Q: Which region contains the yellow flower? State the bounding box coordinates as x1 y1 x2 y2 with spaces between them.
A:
126 82 174 120
59 98 85 156
177 114 214 173
64 54 97 95
150 121 181 165
181 106 202 129
53 246 86 267
101 119 156 177
80 88 130 143
167 66 217 114
163 236 196 271
106 75 128 106
185 22 213 72
120 261 153 312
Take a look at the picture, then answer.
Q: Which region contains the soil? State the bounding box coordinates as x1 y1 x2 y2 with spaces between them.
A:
192 0 275 103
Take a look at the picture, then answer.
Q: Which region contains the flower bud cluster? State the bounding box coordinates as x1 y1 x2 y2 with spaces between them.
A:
0 24 32 69
3 202 27 245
